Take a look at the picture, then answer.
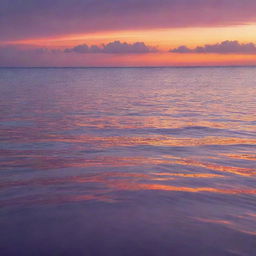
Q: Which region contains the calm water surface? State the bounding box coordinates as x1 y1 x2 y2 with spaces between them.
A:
0 67 255 255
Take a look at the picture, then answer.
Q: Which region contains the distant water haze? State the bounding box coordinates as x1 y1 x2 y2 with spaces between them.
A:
0 67 255 256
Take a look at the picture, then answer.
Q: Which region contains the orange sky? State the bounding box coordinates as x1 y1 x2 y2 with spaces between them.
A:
2 24 256 67
8 24 256 50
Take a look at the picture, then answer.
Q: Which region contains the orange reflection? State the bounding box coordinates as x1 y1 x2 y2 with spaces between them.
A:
1 168 256 208
195 218 256 236
196 218 232 225
220 153 256 161
75 117 255 131
173 158 256 177
151 172 224 178
0 172 151 189
107 181 256 195
46 134 256 148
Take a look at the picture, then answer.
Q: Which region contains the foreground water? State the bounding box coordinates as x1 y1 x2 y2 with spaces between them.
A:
0 67 255 255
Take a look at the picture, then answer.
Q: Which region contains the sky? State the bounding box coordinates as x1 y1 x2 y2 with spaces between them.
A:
1 0 256 67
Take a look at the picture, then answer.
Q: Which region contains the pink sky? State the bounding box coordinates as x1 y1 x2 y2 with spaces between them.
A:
1 0 256 66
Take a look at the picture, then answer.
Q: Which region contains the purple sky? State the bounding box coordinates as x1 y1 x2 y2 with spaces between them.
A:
1 0 256 41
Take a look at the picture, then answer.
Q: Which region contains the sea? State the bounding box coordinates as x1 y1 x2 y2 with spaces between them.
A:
0 67 255 256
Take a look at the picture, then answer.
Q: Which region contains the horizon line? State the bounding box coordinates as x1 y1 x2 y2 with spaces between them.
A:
1 65 256 69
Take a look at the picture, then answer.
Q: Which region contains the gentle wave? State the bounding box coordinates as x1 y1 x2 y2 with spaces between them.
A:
0 67 255 255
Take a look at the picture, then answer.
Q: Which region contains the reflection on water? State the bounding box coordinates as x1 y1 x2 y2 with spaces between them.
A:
0 67 255 256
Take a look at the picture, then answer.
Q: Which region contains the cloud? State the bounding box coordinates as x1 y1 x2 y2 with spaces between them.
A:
65 41 157 54
0 41 157 66
0 45 62 67
64 44 90 53
2 0 256 41
171 45 192 53
170 41 256 54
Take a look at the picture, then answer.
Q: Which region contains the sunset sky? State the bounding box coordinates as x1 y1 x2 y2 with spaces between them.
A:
2 0 256 67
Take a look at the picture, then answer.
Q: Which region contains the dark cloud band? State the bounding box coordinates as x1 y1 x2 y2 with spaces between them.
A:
64 41 157 54
170 41 256 54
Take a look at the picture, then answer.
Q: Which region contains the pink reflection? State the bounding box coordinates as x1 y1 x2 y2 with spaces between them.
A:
195 217 256 236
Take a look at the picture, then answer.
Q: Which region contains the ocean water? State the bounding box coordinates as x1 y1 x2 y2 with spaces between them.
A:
0 67 255 256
